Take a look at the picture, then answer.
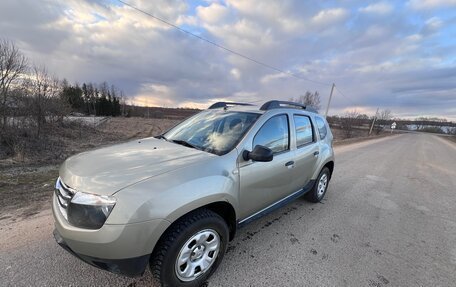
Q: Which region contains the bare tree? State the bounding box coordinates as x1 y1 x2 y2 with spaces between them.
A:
340 110 360 138
290 91 321 111
374 109 392 134
378 109 392 123
0 39 28 128
119 90 127 116
24 66 64 137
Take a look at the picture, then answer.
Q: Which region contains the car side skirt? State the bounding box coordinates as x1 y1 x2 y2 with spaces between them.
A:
237 180 316 228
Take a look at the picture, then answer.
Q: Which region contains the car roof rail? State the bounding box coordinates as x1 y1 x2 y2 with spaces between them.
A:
208 102 254 109
260 100 318 113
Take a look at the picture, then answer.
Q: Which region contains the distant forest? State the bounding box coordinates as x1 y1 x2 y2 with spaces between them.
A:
60 80 122 117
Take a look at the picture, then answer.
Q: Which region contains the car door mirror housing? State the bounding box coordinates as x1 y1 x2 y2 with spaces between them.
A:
243 145 273 162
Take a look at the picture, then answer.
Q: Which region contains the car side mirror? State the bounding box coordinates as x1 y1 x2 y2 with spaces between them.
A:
242 145 273 162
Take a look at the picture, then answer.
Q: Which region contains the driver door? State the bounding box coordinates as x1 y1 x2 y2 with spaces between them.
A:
238 114 295 221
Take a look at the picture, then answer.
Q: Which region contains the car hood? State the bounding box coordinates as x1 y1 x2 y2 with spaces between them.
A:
59 137 213 196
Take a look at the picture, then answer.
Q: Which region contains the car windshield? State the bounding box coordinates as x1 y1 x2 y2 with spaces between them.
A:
163 110 260 155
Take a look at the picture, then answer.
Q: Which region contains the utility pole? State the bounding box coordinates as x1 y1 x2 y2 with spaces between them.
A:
369 107 379 136
146 98 150 118
324 83 335 118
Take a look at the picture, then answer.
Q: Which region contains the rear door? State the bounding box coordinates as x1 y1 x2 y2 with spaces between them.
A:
238 114 295 220
288 114 319 192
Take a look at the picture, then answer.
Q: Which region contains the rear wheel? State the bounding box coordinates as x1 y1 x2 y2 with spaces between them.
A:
305 167 330 203
150 209 229 287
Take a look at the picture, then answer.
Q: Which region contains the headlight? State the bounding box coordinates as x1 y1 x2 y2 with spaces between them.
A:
67 192 116 229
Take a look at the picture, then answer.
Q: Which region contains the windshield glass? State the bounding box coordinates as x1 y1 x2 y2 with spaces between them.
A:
164 110 260 155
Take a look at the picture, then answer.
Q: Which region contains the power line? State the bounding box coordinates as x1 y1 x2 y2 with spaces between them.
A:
116 0 365 113
116 0 332 87
334 85 360 107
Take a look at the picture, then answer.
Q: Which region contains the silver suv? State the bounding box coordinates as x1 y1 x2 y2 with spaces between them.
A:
53 100 335 287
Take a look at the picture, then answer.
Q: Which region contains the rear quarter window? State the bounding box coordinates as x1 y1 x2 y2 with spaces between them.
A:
315 117 327 140
293 115 314 147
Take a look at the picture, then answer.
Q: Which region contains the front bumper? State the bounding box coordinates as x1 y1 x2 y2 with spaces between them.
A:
52 192 171 277
53 229 149 277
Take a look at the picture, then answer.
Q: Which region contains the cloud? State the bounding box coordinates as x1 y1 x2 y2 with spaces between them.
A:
132 84 175 107
421 17 443 36
408 0 456 10
311 8 349 28
359 2 393 14
0 0 455 120
260 72 289 84
230 68 241 80
196 2 229 24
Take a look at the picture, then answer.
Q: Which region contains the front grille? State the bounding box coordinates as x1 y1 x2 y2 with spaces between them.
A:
55 178 75 220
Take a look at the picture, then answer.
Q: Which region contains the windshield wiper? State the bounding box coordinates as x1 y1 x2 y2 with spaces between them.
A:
171 139 200 150
155 134 168 141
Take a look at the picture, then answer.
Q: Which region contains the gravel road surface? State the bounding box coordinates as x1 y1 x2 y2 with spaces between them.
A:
1 133 455 286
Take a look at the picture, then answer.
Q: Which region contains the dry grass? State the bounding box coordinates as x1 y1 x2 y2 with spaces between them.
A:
0 117 180 166
330 127 396 145
331 126 370 140
100 117 180 140
0 117 179 218
0 165 58 219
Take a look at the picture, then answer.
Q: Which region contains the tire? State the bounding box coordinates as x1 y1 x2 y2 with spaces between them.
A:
305 167 330 203
150 209 229 287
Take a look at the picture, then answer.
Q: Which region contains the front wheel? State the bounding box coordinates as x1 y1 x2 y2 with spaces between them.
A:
305 167 331 203
150 209 229 287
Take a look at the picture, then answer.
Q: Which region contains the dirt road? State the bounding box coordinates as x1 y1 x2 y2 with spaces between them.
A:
1 133 455 286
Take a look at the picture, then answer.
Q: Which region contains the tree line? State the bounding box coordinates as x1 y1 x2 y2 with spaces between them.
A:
60 80 123 117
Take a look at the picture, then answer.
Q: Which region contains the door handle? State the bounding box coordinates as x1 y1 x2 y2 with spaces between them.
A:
313 151 319 156
285 161 294 167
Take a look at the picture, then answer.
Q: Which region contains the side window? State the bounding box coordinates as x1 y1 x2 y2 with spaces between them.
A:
253 115 289 154
294 115 314 147
315 117 327 140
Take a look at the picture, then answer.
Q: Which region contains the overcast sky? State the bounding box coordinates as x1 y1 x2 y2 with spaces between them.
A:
1 0 455 119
